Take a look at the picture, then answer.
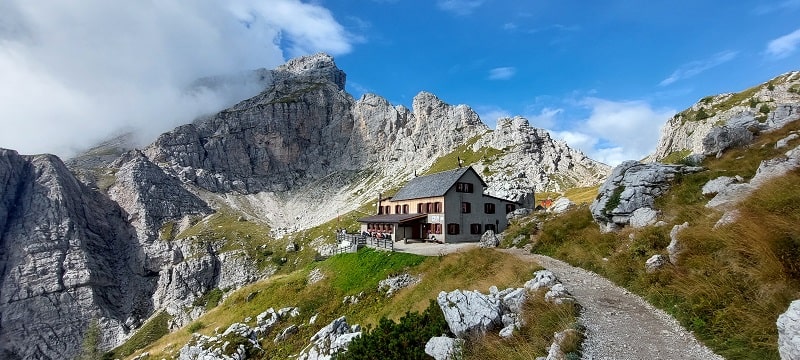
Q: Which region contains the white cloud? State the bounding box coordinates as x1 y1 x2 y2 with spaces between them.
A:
524 107 562 129
659 50 738 86
554 98 675 166
474 106 511 128
488 67 516 80
0 0 354 157
437 0 484 16
766 28 800 59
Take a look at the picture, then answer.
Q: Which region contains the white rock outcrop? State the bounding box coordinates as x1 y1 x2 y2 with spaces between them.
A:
378 273 421 297
437 289 503 338
778 300 800 360
479 230 501 248
548 197 575 214
667 222 689 264
424 336 464 360
297 316 361 360
645 255 670 273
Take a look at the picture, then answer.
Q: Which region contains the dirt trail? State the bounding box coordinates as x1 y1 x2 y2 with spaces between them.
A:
500 248 725 360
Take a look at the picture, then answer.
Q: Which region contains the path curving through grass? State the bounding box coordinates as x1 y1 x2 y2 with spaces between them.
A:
501 248 725 360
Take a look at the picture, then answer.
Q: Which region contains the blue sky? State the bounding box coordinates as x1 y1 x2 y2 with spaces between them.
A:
1 1 799 165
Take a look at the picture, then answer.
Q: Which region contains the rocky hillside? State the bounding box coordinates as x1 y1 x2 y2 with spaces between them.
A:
647 71 800 162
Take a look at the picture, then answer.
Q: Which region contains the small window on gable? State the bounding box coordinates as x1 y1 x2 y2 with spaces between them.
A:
461 202 471 213
470 223 482 234
484 203 495 214
456 182 474 193
447 223 460 235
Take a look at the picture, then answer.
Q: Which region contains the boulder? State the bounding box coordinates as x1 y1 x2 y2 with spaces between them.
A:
378 273 421 297
545 329 580 360
296 316 361 360
274 324 299 343
629 207 658 228
708 145 800 225
701 176 738 196
645 255 670 273
307 268 324 284
544 284 574 305
776 133 799 148
502 288 528 314
255 308 279 336
590 161 703 231
548 197 574 214
778 300 800 360
286 242 299 252
524 270 559 291
507 207 532 220
667 222 689 264
702 113 760 157
424 336 464 360
479 230 500 248
437 289 503 338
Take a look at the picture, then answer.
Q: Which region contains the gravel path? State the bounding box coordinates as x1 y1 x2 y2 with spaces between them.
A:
501 248 725 360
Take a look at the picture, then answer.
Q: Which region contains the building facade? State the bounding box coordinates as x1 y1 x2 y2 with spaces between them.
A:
358 167 521 243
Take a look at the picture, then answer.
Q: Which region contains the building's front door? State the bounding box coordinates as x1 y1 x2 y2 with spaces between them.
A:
411 223 421 239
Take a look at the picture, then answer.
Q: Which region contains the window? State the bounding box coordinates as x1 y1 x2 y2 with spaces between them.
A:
426 202 433 213
417 203 424 213
484 203 495 214
434 202 442 213
447 223 460 235
485 223 496 232
470 223 482 234
433 223 442 234
456 182 474 193
461 202 471 213
395 205 402 214
402 204 409 214
505 204 516 214
378 206 384 215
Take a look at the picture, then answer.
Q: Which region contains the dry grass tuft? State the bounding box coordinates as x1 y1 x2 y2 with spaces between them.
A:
464 291 582 360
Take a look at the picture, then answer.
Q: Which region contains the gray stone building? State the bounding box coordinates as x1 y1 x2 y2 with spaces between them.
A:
358 167 520 243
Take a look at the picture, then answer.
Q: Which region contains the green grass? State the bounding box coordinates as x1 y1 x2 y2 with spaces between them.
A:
128 248 540 359
423 133 504 175
108 311 171 358
661 150 692 164
517 120 800 359
320 249 425 293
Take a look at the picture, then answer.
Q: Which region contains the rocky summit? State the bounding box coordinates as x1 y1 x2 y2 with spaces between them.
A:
0 53 609 359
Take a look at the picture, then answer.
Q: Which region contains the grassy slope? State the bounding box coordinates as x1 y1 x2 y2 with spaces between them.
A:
524 120 800 359
128 248 546 359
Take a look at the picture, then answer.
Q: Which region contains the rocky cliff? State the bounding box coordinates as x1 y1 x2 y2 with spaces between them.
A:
0 149 154 359
647 71 800 162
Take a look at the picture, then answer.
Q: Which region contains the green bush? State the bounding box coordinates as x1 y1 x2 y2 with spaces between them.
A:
187 321 204 333
193 288 225 311
338 300 451 359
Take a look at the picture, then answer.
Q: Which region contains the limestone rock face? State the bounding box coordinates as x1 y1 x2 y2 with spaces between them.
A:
476 117 611 199
590 161 703 231
778 300 800 360
108 150 211 243
0 149 154 360
479 230 500 248
648 71 800 162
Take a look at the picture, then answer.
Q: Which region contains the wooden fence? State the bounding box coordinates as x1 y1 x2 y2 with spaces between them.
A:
334 232 393 254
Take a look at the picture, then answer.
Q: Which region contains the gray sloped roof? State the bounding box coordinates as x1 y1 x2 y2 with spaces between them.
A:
391 167 482 201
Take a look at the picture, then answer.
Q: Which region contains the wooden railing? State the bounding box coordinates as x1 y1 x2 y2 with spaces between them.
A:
334 232 393 253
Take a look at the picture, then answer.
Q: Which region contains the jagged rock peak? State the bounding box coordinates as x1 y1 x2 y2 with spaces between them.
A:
276 52 346 90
